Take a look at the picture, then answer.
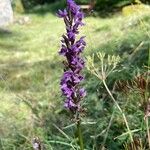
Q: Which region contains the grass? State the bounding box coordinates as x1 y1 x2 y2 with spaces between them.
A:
0 6 150 149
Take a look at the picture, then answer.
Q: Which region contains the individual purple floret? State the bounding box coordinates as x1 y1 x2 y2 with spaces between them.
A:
57 0 86 113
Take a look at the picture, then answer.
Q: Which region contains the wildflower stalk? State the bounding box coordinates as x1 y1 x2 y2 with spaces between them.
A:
102 79 134 142
139 10 150 149
57 1 86 149
87 53 134 142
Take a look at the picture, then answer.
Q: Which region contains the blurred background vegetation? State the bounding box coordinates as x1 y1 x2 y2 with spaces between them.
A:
12 0 150 11
0 0 150 149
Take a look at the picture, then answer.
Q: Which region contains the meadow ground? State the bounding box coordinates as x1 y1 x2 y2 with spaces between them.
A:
0 7 150 149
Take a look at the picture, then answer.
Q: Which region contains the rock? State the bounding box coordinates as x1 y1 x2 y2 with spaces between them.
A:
0 0 13 26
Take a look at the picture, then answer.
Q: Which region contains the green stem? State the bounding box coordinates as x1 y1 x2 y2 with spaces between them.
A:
77 121 84 150
102 79 134 142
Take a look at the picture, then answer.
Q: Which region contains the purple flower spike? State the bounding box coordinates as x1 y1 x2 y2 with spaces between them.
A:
58 0 86 113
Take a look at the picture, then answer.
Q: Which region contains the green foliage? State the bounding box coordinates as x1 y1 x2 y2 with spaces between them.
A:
28 0 66 14
12 0 150 13
95 0 133 11
122 4 150 16
13 0 61 10
95 0 150 14
76 0 89 4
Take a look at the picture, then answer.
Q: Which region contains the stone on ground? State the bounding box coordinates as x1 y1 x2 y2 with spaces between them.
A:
0 0 13 26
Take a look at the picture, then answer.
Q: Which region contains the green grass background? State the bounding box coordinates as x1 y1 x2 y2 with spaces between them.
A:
0 3 150 149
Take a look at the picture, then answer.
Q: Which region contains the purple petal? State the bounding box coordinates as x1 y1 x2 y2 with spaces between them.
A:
57 9 67 18
64 98 76 109
79 88 86 98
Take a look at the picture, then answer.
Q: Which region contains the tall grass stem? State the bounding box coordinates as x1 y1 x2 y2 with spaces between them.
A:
102 79 134 142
